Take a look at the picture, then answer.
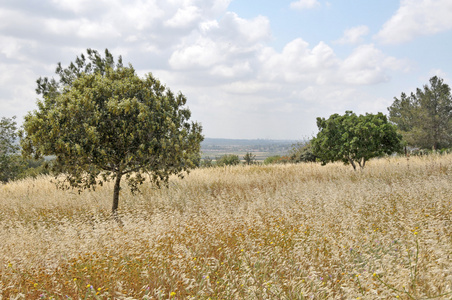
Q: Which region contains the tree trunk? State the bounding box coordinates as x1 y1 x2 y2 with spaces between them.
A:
112 171 122 215
348 157 357 170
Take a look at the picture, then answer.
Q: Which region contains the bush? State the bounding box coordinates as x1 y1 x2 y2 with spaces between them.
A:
216 154 240 167
264 155 281 165
263 155 292 165
290 142 317 163
201 157 213 168
17 158 50 179
277 156 292 164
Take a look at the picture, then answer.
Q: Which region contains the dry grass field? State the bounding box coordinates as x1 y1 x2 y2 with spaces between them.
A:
1 155 452 299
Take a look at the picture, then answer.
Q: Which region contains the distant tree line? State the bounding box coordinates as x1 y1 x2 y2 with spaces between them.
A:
200 152 257 167
199 144 317 167
0 116 50 183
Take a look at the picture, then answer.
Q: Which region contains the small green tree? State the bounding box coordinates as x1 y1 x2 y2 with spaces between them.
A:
21 49 203 215
216 154 240 167
243 152 256 165
311 111 402 170
0 116 24 182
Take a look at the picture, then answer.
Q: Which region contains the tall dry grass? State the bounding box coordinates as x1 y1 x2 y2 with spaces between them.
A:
1 155 451 299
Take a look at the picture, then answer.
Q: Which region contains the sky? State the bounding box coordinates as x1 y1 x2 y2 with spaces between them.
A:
1 0 452 140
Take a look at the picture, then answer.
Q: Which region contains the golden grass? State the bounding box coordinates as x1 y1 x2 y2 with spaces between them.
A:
1 155 452 299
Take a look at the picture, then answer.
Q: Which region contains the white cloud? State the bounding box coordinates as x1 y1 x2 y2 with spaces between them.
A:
199 20 219 33
50 0 103 14
258 40 408 87
426 69 450 83
0 62 38 119
0 36 35 62
169 37 222 69
210 0 233 15
217 12 271 44
119 1 164 30
335 25 369 45
340 44 408 85
169 12 270 72
210 62 252 78
376 0 452 44
165 5 201 28
290 0 320 10
220 80 278 95
45 18 121 39
259 39 338 83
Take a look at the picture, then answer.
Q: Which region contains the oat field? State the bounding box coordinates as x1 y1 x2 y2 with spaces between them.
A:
1 155 452 299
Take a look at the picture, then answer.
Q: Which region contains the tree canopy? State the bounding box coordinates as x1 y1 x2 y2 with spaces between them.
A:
243 152 256 165
388 76 452 149
311 111 402 170
21 49 203 214
35 48 123 98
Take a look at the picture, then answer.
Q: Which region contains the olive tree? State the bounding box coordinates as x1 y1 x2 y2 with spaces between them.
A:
21 49 203 214
311 111 402 170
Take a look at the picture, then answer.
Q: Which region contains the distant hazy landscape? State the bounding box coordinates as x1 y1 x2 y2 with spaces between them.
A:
201 138 299 161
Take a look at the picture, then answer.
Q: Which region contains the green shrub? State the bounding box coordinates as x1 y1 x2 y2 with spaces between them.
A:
17 158 50 179
263 155 281 165
201 157 213 168
216 154 240 167
277 156 292 164
290 142 317 163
